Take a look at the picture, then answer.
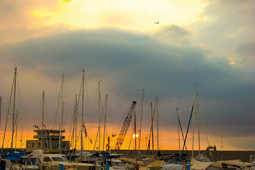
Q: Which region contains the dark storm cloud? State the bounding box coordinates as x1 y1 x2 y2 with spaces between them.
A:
1 28 255 141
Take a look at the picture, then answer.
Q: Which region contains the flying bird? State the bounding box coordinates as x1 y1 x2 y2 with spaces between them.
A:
155 21 160 24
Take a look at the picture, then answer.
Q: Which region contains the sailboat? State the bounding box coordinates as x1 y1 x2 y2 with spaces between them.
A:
1 67 27 161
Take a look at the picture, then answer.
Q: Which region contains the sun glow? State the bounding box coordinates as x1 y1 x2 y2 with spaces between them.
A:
133 134 139 138
28 0 207 32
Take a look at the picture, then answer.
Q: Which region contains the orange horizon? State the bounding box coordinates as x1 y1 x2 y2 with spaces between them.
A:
1 130 249 151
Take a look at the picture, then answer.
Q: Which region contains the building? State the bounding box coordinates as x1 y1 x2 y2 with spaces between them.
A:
26 129 70 152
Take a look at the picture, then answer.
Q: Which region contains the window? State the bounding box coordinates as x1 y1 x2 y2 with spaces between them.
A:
27 143 31 148
38 143 41 148
43 157 52 162
52 157 65 162
32 143 34 148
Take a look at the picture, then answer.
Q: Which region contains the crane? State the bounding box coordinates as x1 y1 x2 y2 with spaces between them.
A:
115 101 137 150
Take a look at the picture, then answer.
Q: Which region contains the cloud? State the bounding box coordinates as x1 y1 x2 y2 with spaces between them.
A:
189 0 255 64
153 25 192 46
0 0 68 44
1 28 255 141
236 42 255 59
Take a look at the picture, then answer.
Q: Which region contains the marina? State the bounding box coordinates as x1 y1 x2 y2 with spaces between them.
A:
1 67 255 169
1 0 255 166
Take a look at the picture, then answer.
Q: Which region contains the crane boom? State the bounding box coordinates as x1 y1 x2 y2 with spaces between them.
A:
115 101 137 150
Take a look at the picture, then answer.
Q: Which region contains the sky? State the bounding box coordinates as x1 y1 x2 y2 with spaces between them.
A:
0 0 255 152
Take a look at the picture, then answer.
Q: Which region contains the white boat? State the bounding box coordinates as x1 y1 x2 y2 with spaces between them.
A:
21 150 96 170
162 164 185 170
109 159 126 170
20 156 41 169
210 160 255 170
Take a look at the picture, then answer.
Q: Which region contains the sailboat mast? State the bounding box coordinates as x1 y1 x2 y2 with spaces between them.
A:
81 70 84 153
151 103 154 154
21 127 23 148
75 94 77 150
1 67 16 153
0 97 2 132
196 94 200 155
59 74 64 152
177 107 180 160
15 111 18 151
42 91 45 150
134 111 137 157
11 67 17 149
98 81 101 154
192 85 196 159
156 97 159 155
103 95 108 152
72 94 77 150
138 89 144 156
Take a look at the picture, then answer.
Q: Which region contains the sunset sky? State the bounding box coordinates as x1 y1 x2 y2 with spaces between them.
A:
0 0 255 152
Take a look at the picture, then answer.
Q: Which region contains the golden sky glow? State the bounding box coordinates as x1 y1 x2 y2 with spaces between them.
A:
0 129 214 151
29 0 206 32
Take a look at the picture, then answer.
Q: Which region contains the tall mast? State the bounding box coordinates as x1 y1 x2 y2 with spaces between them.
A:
196 94 200 156
73 94 78 150
15 111 18 151
151 103 154 155
21 127 23 148
177 107 180 160
156 97 159 155
98 81 101 154
138 89 144 156
11 67 17 149
1 67 16 153
192 85 196 159
42 91 45 150
59 74 64 152
81 70 84 153
103 95 108 152
134 111 137 157
0 97 2 132
75 94 78 150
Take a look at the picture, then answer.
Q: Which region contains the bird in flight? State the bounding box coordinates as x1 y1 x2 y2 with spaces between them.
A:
155 21 160 24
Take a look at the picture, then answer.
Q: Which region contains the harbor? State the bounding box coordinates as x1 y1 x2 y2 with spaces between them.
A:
1 148 254 162
1 67 255 169
1 1 255 169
